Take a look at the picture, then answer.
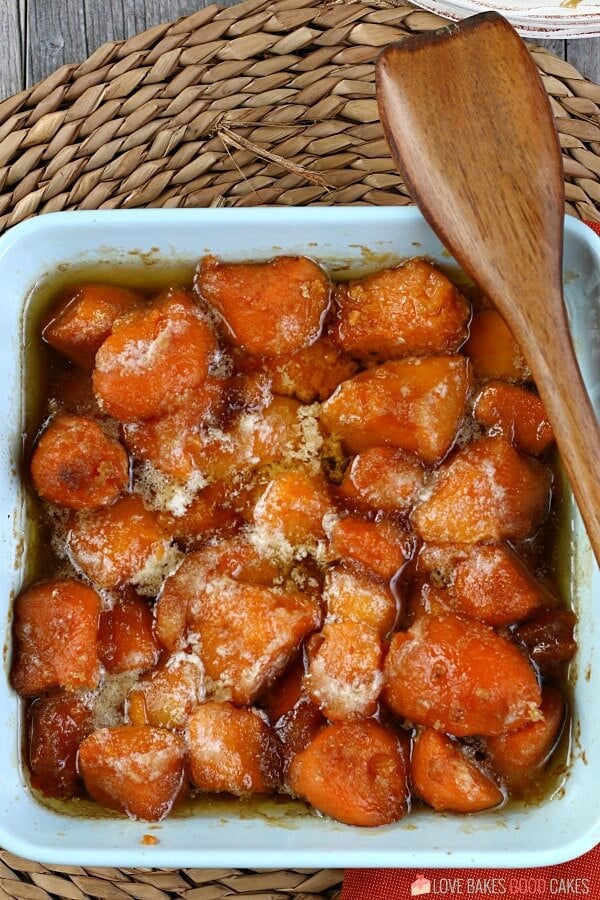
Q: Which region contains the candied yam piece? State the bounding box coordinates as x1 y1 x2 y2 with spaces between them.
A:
332 258 470 361
43 282 141 368
512 609 577 673
157 481 240 548
260 655 306 723
277 697 325 778
383 614 542 737
253 469 333 545
31 414 129 510
259 336 359 402
452 545 552 626
485 686 565 788
289 720 409 826
98 592 160 674
67 495 170 591
324 564 397 636
412 729 504 813
28 694 93 799
305 620 384 721
11 580 101 696
93 290 217 421
197 255 330 357
122 379 225 481
474 382 554 456
127 655 204 729
188 702 281 795
157 555 320 702
329 516 411 580
412 437 551 544
78 726 186 820
320 356 471 463
465 310 530 382
405 578 453 626
339 447 424 513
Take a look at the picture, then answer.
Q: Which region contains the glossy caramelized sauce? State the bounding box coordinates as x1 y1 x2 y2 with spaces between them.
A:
16 256 576 826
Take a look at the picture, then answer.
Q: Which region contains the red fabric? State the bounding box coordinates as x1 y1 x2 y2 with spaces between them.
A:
341 218 600 900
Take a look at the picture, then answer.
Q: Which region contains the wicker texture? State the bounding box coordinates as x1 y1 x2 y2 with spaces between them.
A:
2 0 600 894
0 0 599 231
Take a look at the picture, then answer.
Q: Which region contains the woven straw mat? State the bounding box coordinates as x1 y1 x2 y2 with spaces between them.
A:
1 0 600 897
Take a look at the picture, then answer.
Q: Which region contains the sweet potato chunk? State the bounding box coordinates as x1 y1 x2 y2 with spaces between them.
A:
188 702 281 795
157 556 320 703
485 686 565 788
31 414 129 510
340 447 424 513
156 481 241 547
324 564 398 636
412 437 551 543
253 469 333 545
122 379 225 481
465 310 530 382
98 593 160 674
28 694 93 799
332 258 469 361
260 656 306 723
289 720 409 826
12 580 101 696
329 516 411 580
93 290 217 420
78 726 186 820
197 255 330 357
255 336 359 402
276 697 325 778
127 655 204 729
67 495 170 591
412 729 504 813
305 620 384 720
405 578 453 626
320 356 471 462
383 614 542 737
452 545 552 626
43 282 141 368
474 382 554 455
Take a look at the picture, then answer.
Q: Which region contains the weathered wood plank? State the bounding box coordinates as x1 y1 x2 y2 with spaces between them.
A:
566 37 600 84
538 39 566 61
26 0 89 85
0 0 25 100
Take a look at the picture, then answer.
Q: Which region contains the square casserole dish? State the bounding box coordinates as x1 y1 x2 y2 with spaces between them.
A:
0 207 598 868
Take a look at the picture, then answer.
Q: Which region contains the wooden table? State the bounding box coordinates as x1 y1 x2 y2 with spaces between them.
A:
2 1 599 102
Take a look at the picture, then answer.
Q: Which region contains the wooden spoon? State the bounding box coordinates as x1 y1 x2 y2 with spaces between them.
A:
376 12 600 566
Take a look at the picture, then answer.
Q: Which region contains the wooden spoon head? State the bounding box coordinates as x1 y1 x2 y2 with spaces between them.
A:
376 12 564 335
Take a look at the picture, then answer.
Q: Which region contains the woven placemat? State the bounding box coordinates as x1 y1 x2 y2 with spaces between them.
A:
2 1 600 896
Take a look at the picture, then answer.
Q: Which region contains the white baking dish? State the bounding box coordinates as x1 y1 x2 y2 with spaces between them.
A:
0 207 598 868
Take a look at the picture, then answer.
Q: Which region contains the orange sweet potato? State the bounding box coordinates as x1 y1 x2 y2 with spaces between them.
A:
28 694 93 799
188 702 281 795
382 614 542 737
474 381 554 455
256 336 359 402
289 720 409 826
127 655 204 729
157 481 241 548
253 469 333 545
98 592 160 674
67 495 170 591
260 655 306 723
320 356 472 463
11 579 101 696
276 697 325 778
43 282 141 368
122 379 225 481
339 446 424 514
328 516 411 580
305 620 384 720
485 686 565 788
412 437 551 544
156 556 320 703
404 578 453 626
78 725 187 820
412 729 504 813
31 414 129 510
452 544 553 626
197 255 330 357
464 310 530 382
331 258 470 361
93 289 217 420
323 563 398 636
